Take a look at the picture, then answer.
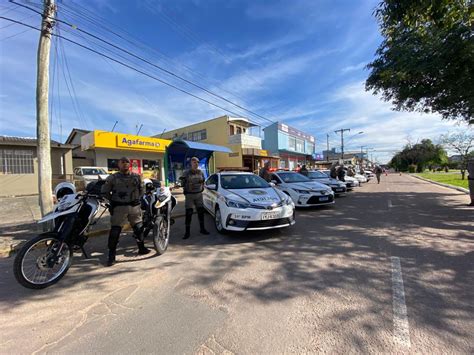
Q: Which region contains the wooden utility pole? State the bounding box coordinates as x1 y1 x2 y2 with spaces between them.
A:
36 0 55 216
334 128 351 162
326 133 329 162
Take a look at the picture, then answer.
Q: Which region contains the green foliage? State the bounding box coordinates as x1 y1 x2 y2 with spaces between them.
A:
416 172 469 189
389 139 447 171
366 0 474 124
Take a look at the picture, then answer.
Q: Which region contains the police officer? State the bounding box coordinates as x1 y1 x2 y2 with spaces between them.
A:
259 161 272 182
180 157 210 239
101 157 150 266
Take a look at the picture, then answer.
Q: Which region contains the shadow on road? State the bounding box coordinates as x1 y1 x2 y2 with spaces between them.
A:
0 176 472 351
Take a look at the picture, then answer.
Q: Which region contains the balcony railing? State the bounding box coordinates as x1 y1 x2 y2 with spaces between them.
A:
228 134 262 149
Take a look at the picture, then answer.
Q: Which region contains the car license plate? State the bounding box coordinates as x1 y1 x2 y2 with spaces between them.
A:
261 211 280 220
319 196 329 202
336 188 344 192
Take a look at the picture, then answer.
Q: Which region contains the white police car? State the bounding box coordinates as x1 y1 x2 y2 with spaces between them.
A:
305 170 347 195
270 171 335 207
203 172 295 233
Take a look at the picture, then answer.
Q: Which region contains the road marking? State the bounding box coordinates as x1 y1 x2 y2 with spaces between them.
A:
391 256 411 348
388 199 393 208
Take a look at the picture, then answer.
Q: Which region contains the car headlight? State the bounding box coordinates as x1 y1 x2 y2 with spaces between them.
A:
225 198 249 209
293 188 310 194
285 196 293 205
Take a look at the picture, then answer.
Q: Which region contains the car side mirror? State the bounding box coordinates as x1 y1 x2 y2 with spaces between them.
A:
206 184 217 191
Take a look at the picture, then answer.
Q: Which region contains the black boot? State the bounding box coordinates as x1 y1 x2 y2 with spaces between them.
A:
133 223 150 255
197 207 210 235
137 241 151 255
106 226 121 267
183 208 193 239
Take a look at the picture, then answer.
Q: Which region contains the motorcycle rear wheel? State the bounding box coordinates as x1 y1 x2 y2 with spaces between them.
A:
153 217 169 255
13 234 73 289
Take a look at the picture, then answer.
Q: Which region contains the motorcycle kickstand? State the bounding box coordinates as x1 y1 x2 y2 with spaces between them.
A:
81 246 90 259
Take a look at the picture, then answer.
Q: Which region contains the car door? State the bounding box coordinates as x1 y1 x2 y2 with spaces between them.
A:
203 174 218 213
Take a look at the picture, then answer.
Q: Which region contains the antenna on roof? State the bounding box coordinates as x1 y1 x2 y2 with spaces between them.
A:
136 124 143 135
160 128 166 138
111 121 118 132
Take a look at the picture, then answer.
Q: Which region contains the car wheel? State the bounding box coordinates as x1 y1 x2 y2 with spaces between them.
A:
214 207 227 234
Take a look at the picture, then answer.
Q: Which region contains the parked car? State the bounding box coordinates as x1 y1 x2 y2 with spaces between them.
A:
270 171 335 207
321 170 359 190
352 173 368 183
73 166 109 191
305 170 347 195
364 170 375 179
203 172 295 233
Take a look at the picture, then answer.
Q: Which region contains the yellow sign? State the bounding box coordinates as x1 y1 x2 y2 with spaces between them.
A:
260 150 268 157
89 130 171 153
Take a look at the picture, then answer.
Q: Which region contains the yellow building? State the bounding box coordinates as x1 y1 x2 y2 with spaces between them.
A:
158 115 278 172
80 130 172 180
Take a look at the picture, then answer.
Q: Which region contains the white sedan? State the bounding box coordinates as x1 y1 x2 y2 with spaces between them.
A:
202 172 295 233
270 171 335 207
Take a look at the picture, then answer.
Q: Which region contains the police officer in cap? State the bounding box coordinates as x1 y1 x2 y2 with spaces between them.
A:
101 157 150 266
180 156 210 239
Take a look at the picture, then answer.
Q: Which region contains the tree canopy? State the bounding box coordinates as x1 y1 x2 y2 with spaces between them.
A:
389 139 447 172
366 0 474 124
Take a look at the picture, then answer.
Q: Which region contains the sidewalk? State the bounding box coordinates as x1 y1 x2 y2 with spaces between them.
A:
0 189 187 257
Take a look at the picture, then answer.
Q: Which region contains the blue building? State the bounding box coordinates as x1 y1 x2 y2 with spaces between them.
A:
263 122 316 170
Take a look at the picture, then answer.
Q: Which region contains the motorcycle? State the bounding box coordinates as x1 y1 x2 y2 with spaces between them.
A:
141 179 177 255
13 180 108 289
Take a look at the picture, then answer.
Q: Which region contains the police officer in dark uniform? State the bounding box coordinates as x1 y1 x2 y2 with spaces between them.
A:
101 157 150 266
180 157 210 239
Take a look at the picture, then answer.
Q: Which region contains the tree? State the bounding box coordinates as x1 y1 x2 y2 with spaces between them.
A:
366 0 474 124
441 131 474 179
389 139 447 172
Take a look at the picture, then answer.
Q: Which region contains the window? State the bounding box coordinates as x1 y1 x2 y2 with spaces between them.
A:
206 174 218 186
288 137 296 151
288 136 304 153
188 129 207 141
143 160 160 172
107 159 120 172
236 126 242 134
0 149 34 174
296 138 304 153
307 143 315 154
220 174 269 189
230 125 235 135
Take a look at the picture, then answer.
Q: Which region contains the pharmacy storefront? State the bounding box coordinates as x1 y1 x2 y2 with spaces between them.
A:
81 130 172 181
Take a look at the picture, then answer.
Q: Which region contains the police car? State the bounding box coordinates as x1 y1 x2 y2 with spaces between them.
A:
203 172 295 233
270 171 335 207
305 170 347 195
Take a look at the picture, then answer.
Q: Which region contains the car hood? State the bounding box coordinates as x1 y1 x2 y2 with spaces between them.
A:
285 181 330 192
226 188 284 205
83 174 109 180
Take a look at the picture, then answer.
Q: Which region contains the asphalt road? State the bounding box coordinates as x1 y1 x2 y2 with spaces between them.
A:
0 174 472 354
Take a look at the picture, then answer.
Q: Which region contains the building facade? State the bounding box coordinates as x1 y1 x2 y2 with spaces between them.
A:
80 130 172 180
0 136 74 197
159 115 278 172
263 122 316 170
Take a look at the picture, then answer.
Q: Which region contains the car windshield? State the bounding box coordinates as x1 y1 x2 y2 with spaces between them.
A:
220 174 270 189
307 171 327 179
82 168 107 175
277 172 311 183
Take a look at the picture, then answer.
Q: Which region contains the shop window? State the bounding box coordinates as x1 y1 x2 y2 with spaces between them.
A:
107 159 120 172
0 149 34 174
230 125 235 136
143 160 159 172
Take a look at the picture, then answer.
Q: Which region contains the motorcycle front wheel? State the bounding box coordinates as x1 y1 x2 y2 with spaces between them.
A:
152 217 169 255
13 234 73 289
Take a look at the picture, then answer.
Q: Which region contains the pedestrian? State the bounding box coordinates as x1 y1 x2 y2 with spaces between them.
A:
259 161 272 182
374 165 383 184
299 164 309 176
180 157 210 239
337 165 346 182
101 157 150 267
330 164 338 179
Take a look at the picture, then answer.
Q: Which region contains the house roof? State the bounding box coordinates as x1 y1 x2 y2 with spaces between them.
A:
0 135 74 149
65 128 91 144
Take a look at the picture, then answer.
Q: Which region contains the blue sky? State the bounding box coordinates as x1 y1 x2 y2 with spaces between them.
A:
0 0 470 163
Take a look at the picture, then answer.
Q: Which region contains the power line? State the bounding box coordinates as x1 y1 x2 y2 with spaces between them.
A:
11 0 278 126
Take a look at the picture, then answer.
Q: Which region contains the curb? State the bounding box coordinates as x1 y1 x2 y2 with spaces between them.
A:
0 212 188 259
410 174 470 194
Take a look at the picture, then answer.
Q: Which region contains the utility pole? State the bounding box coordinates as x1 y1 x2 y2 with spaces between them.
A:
36 0 55 217
334 128 350 163
360 146 366 170
326 133 329 162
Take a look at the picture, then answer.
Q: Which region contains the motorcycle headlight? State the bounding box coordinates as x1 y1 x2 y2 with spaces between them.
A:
225 198 249 209
293 188 310 194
